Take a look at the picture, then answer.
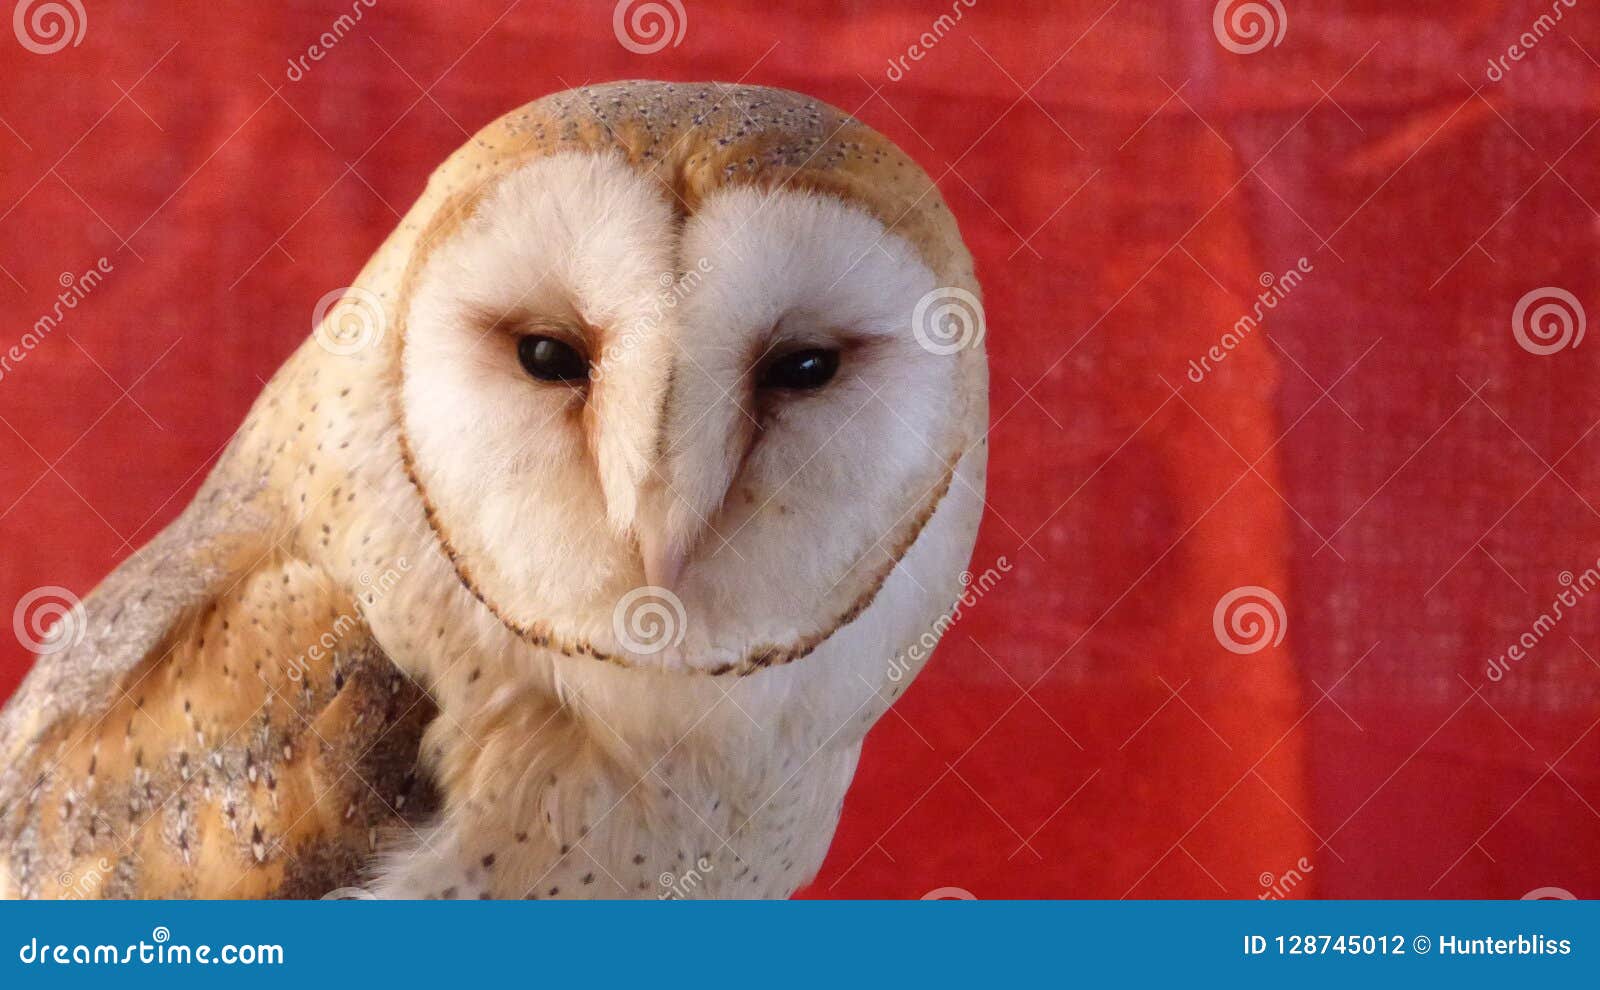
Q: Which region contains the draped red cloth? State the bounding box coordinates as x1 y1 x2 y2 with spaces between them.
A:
1 0 1596 898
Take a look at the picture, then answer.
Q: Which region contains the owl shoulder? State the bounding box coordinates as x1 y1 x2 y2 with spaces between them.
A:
0 478 435 897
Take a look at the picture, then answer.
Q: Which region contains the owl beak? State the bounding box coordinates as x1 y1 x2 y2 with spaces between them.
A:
639 527 687 592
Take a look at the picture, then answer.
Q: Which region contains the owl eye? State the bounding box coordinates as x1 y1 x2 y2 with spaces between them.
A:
517 335 589 383
760 348 840 391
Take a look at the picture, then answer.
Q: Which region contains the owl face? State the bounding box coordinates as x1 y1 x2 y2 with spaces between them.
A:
399 152 965 673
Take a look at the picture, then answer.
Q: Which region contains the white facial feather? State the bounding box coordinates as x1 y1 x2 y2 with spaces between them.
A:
403 152 678 615
401 154 962 673
658 186 959 662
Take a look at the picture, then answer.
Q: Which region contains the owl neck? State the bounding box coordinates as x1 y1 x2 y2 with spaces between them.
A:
367 667 859 899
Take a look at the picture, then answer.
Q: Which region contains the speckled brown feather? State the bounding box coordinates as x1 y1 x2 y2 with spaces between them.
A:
0 386 439 898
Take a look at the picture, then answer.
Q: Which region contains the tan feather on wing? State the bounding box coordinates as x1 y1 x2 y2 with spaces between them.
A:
0 488 435 898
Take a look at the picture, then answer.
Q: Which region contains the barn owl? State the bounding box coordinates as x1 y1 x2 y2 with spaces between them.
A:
0 81 987 899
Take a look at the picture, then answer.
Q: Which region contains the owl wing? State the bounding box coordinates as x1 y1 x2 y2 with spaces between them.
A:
0 459 436 899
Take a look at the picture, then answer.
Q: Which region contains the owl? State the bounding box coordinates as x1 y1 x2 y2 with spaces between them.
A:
0 81 987 899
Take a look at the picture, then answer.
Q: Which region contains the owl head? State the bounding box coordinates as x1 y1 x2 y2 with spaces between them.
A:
381 82 986 676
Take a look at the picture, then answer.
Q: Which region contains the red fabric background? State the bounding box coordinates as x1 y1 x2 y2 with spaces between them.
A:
2 0 1598 898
